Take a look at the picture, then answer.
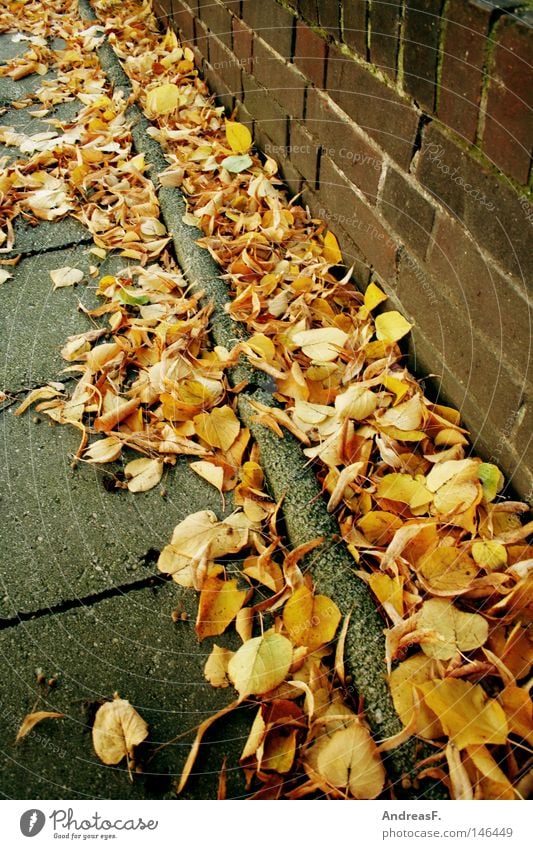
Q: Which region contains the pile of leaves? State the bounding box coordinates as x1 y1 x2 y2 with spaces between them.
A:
2 0 531 799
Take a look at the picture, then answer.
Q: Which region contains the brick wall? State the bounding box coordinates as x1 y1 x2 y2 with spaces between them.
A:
154 0 532 502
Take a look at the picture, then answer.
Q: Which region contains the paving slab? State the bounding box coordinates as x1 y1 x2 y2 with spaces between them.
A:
0 98 82 163
1 246 120 392
0 582 250 799
0 33 29 64
0 409 234 618
6 215 92 259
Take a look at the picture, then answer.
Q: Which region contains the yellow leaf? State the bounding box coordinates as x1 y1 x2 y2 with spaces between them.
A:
389 654 443 739
357 511 403 546
418 598 488 660
194 406 240 451
478 462 504 502
292 327 348 362
124 457 163 493
204 644 234 688
92 696 148 765
228 633 293 699
367 573 404 617
375 311 412 342
499 685 533 746
283 586 341 651
225 120 252 154
465 745 515 800
364 281 387 311
263 728 298 773
315 724 385 799
322 231 342 264
420 679 508 750
15 385 63 416
146 83 180 116
381 374 410 404
190 460 224 493
377 473 433 511
418 547 478 594
472 541 508 571
335 384 377 420
15 711 64 743
196 576 247 640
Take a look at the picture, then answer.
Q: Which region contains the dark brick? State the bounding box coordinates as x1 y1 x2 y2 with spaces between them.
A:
153 0 172 23
199 0 232 48
194 16 210 58
172 0 196 44
203 61 235 113
483 13 533 185
288 119 319 186
305 86 383 200
380 167 436 258
293 20 328 88
342 0 367 57
242 0 295 59
417 124 533 282
208 34 242 98
232 98 253 128
318 0 341 41
298 0 319 28
403 0 442 112
318 155 399 280
370 0 401 78
326 45 419 167
276 150 304 197
437 0 491 144
427 211 532 377
242 71 288 147
252 36 306 116
232 17 253 64
221 0 241 13
395 251 525 435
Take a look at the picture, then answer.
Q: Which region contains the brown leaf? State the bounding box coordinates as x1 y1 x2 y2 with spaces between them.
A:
15 711 64 743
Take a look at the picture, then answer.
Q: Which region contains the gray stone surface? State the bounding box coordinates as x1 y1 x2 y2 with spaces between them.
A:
0 247 117 392
0 583 249 799
0 409 233 617
8 216 92 259
0 33 28 64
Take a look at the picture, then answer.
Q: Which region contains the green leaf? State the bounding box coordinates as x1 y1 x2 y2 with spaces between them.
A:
221 154 253 174
478 463 504 502
117 288 150 306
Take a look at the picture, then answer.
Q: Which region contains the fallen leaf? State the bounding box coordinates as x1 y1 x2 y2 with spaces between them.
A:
389 654 443 739
315 724 385 798
364 281 387 312
282 585 341 651
196 575 247 640
92 696 148 765
49 266 84 290
292 327 348 362
84 436 122 464
228 633 293 699
221 154 252 173
15 711 64 743
124 457 164 493
418 547 478 594
194 406 240 451
420 679 508 750
146 83 180 115
225 120 252 154
204 644 234 688
190 460 224 493
418 598 488 660
375 311 412 342
322 231 342 264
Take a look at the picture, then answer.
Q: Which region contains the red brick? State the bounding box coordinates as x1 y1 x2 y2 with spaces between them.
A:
208 34 242 98
293 20 328 88
199 0 232 48
318 155 399 281
341 0 367 57
483 13 533 185
288 119 319 186
171 0 195 44
242 0 295 60
380 167 436 258
437 0 491 143
298 0 318 28
203 61 235 113
370 0 401 78
416 123 533 283
427 211 532 378
252 36 306 116
304 87 383 201
232 17 253 64
326 45 419 168
317 1 340 41
242 71 288 147
153 0 172 23
403 0 442 113
194 16 210 58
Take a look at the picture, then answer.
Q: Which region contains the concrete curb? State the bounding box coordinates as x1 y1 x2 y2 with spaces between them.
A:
79 0 444 798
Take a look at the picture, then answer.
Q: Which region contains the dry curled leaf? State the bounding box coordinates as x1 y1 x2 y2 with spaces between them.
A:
15 711 65 743
92 696 148 766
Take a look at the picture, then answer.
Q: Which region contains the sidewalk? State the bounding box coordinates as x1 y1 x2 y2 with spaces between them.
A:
0 24 250 800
